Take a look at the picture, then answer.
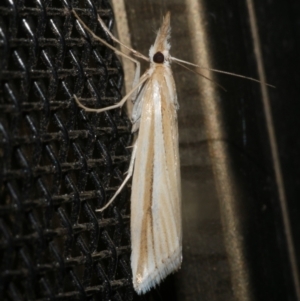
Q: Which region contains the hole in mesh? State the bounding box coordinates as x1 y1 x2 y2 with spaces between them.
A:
35 52 49 72
51 0 65 9
25 0 41 8
50 232 65 257
45 19 56 37
62 51 74 70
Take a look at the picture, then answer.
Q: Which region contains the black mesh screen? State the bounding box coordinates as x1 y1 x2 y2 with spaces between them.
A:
0 0 133 300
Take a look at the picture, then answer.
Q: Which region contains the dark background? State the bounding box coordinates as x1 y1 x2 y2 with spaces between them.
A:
124 1 300 301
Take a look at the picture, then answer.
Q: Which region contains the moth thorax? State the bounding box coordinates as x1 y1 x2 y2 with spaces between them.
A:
153 51 164 64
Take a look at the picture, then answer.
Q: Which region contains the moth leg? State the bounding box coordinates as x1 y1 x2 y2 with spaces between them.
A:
73 72 149 113
96 139 138 212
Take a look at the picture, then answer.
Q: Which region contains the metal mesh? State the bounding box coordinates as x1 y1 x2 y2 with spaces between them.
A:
0 0 133 300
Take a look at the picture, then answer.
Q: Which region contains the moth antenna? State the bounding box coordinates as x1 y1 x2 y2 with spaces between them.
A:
174 61 227 92
171 57 276 88
72 9 149 62
95 12 149 61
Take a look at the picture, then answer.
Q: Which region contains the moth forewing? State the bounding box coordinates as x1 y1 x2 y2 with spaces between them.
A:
130 13 182 294
130 72 181 294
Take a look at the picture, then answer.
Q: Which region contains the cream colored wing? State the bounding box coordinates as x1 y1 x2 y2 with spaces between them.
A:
130 70 181 295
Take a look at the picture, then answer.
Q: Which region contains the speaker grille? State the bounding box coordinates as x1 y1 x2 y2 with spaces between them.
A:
0 1 133 300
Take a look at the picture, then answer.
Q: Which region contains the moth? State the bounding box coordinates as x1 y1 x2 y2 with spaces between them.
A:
72 10 273 295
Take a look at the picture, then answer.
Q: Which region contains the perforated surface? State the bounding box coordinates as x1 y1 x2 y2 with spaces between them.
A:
0 1 133 300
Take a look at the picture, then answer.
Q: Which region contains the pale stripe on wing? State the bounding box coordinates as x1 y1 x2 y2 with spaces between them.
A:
131 69 182 294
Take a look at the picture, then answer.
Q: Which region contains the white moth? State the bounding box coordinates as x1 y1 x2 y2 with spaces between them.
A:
72 10 273 295
127 14 182 293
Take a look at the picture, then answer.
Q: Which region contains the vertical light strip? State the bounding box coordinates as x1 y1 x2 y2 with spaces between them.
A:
111 0 135 113
246 0 300 298
185 1 253 300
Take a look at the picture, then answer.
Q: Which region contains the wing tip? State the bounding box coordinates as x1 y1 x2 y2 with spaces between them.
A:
133 248 182 295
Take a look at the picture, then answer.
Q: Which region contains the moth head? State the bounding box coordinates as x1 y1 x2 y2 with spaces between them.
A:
149 12 171 65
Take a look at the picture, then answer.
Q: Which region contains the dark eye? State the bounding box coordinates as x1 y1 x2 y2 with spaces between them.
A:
153 52 164 64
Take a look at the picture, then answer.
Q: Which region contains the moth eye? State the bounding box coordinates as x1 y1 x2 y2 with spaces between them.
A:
153 52 164 64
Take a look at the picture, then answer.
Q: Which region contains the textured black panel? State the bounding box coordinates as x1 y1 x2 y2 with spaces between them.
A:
0 1 133 300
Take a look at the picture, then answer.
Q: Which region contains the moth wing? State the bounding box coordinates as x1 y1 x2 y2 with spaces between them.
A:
131 82 148 133
130 71 181 294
